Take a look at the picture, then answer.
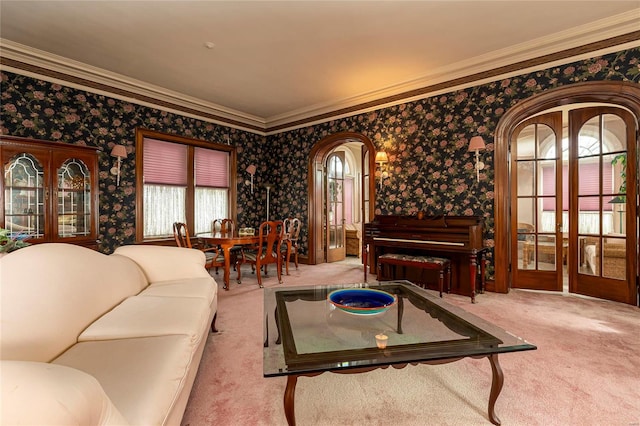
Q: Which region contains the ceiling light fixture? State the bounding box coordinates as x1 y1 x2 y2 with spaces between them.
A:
203 41 215 49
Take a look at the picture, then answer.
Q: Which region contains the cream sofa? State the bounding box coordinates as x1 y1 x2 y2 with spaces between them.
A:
1 243 218 425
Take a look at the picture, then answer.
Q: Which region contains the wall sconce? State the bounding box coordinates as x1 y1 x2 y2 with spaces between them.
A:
467 136 485 182
375 151 388 189
110 144 127 186
245 164 257 193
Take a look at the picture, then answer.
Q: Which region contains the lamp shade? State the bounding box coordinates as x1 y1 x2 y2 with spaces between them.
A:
468 136 485 152
608 195 626 204
246 164 257 175
375 151 388 163
110 145 127 158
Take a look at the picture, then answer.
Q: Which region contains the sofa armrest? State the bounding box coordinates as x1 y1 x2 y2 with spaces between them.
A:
1 360 128 425
113 245 211 283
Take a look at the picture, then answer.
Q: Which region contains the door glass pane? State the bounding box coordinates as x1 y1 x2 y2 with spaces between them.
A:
538 197 554 233
4 153 45 238
536 125 554 159
517 198 535 229
537 235 556 271
602 236 626 280
578 157 600 195
604 195 622 236
516 125 535 160
521 236 535 270
363 150 370 223
517 161 535 196
58 158 91 237
578 197 600 234
578 116 601 158
327 154 344 250
603 152 627 195
538 160 555 196
581 236 600 276
603 114 626 152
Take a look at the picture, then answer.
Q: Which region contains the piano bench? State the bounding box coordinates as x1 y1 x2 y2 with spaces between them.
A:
378 253 451 297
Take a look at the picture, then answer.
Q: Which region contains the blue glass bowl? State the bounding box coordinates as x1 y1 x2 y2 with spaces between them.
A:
328 288 397 315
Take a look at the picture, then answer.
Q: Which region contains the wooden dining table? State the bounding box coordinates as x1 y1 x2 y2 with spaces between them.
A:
196 232 260 290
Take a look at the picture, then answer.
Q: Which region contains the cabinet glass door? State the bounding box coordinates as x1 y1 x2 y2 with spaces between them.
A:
57 158 91 238
3 153 45 239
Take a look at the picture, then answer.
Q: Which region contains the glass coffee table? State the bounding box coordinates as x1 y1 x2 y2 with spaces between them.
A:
263 281 536 425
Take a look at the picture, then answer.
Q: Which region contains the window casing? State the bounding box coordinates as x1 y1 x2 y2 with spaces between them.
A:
135 128 237 242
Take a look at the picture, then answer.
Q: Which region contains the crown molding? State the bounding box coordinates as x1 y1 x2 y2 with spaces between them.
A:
1 9 639 136
0 38 268 134
265 10 640 131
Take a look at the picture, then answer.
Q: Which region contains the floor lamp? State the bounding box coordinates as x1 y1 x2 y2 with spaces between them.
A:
264 183 273 221
608 195 626 233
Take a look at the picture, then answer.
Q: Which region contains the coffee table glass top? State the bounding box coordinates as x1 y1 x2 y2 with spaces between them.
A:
264 281 536 377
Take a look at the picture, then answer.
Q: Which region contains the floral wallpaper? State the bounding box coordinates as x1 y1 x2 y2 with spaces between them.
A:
0 75 269 252
2 46 639 278
266 47 640 277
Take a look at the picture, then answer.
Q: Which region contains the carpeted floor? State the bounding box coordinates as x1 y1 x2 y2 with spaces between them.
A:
181 259 640 426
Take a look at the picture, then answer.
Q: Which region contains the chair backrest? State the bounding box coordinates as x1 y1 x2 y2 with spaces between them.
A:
282 218 292 241
289 218 301 242
221 218 235 234
212 218 235 235
257 220 284 263
282 217 301 243
173 222 193 248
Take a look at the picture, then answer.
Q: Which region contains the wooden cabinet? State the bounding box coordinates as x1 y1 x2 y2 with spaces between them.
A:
1 136 99 249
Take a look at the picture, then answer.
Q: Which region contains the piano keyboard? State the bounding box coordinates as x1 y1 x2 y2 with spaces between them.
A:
373 237 465 246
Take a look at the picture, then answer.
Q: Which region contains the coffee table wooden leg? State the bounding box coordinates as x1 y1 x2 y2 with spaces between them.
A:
284 375 298 426
488 354 504 425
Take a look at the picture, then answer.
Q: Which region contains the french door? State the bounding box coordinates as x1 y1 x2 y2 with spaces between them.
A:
511 106 637 304
570 107 637 303
511 112 564 291
325 151 346 262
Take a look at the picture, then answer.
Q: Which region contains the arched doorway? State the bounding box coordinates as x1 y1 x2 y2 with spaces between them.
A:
494 81 639 305
307 132 376 265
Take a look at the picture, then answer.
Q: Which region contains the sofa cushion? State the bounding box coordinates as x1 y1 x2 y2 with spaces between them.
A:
53 335 194 426
79 296 210 347
1 360 128 425
140 277 217 306
0 243 148 362
113 245 210 284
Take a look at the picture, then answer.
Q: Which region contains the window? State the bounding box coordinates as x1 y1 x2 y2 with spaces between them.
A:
135 129 236 241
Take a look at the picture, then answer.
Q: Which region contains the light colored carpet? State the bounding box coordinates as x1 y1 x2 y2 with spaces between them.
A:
182 259 640 426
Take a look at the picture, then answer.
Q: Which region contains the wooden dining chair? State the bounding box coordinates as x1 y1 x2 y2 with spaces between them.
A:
212 218 235 235
281 217 301 275
238 220 284 287
173 222 239 281
213 218 242 270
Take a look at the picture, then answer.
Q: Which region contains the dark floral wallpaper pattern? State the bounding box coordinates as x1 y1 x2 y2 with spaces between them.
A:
2 47 639 278
0 74 271 252
267 47 640 277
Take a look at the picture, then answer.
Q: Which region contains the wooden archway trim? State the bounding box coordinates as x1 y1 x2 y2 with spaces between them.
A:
493 81 640 292
307 132 376 264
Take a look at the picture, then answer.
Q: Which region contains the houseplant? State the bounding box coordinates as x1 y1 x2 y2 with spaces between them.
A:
0 228 31 254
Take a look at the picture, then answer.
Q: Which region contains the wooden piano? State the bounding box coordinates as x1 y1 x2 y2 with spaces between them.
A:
363 214 486 303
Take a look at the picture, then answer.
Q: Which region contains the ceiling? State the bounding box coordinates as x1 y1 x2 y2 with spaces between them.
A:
1 1 639 133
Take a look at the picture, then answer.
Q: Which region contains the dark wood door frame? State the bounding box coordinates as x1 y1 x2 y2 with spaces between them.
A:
307 132 376 265
494 81 640 302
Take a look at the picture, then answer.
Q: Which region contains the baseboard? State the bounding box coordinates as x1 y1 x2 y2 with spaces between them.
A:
484 279 505 293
